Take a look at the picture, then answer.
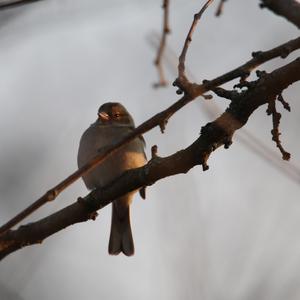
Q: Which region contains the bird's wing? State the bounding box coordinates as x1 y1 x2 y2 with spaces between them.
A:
127 126 147 198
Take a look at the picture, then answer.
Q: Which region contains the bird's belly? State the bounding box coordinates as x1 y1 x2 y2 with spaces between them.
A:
87 149 146 188
78 124 146 190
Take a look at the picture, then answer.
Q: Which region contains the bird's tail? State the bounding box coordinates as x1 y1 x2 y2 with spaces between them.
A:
108 200 134 256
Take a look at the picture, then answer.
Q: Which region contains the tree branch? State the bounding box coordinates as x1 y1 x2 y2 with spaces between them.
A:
148 33 300 183
266 97 291 160
193 36 300 97
260 0 300 29
0 57 299 260
154 0 170 87
0 35 299 236
215 0 227 17
174 0 214 94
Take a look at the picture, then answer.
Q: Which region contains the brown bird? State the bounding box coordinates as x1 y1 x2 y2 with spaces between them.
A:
77 102 146 256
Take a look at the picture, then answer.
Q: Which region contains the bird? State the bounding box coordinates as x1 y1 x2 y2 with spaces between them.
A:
77 102 147 256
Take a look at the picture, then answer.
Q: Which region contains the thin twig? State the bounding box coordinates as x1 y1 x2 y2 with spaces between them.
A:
267 100 291 160
1 36 299 236
195 36 300 95
1 57 299 259
215 0 227 17
278 93 291 111
177 0 214 86
154 0 170 87
148 32 300 184
211 86 239 100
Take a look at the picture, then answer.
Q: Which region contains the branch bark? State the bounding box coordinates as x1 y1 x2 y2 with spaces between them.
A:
154 0 170 87
215 0 227 17
1 57 299 260
0 35 300 237
260 0 300 29
175 0 214 94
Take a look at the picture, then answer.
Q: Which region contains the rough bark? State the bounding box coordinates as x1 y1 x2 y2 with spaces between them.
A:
1 57 299 260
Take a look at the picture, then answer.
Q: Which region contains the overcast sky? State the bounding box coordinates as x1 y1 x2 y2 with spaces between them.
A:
0 1 300 300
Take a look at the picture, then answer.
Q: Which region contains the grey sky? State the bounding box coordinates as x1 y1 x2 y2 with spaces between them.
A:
0 1 300 300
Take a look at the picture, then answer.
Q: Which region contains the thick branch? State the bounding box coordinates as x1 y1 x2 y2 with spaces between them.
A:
1 35 300 235
260 0 300 29
267 99 291 160
1 57 299 260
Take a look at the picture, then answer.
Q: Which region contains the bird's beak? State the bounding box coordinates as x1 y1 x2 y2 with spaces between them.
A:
98 111 110 121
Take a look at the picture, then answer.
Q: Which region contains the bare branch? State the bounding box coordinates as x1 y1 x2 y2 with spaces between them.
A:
1 57 299 260
148 33 300 184
260 0 300 29
211 86 239 100
278 93 291 112
267 98 291 160
215 0 227 17
154 0 170 87
1 36 299 236
194 36 300 96
174 0 214 94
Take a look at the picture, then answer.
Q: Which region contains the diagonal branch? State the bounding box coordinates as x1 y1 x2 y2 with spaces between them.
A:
0 35 300 236
1 57 299 260
148 32 300 184
260 0 300 29
267 99 291 160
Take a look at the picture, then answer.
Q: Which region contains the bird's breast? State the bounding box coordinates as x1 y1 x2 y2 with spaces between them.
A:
78 124 146 189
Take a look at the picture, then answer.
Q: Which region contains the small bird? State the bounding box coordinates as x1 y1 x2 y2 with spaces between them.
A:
77 102 146 256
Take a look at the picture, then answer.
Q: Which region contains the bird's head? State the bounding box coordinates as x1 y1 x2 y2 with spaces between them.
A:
97 102 135 126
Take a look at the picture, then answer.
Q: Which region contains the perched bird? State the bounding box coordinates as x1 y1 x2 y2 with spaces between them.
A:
77 102 146 256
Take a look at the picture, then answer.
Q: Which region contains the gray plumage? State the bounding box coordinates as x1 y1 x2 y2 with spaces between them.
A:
77 102 146 256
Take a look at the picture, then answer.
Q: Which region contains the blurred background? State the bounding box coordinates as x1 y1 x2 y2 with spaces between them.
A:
0 0 300 299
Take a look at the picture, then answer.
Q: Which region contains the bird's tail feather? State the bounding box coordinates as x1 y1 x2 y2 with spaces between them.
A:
108 201 134 256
